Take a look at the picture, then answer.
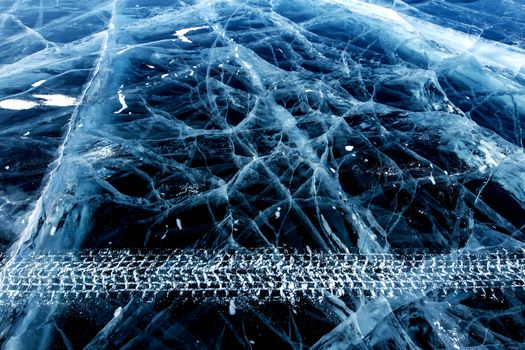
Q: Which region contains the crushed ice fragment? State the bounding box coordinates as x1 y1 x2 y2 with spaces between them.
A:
229 299 236 315
113 307 122 317
429 173 436 185
176 218 182 230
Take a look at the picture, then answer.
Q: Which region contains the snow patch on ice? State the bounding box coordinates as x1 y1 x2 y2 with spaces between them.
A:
0 99 38 110
33 94 77 107
31 80 46 87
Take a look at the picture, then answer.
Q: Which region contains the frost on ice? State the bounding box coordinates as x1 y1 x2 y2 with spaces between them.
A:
0 0 525 348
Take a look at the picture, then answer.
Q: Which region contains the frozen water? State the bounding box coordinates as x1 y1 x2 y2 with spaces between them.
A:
0 0 525 348
1 248 524 303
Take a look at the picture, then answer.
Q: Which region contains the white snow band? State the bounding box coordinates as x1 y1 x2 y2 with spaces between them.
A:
1 248 524 304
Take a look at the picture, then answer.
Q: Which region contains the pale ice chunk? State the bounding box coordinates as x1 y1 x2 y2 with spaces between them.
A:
429 173 436 185
229 299 236 315
113 307 122 317
31 80 46 87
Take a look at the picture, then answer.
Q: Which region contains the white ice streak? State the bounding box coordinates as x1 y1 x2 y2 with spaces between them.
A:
0 99 38 110
33 94 78 107
31 80 46 87
114 87 128 114
173 26 208 43
0 95 77 110
429 173 436 185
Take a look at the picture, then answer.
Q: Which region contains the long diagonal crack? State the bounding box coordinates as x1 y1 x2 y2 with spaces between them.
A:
1 249 524 304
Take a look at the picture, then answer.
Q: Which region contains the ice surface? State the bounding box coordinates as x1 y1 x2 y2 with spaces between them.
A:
0 0 525 348
1 249 524 303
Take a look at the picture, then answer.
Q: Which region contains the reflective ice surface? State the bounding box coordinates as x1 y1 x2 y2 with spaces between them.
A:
1 0 525 348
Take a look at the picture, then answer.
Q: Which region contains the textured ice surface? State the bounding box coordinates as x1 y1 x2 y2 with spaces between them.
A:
1 249 525 303
1 0 525 348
